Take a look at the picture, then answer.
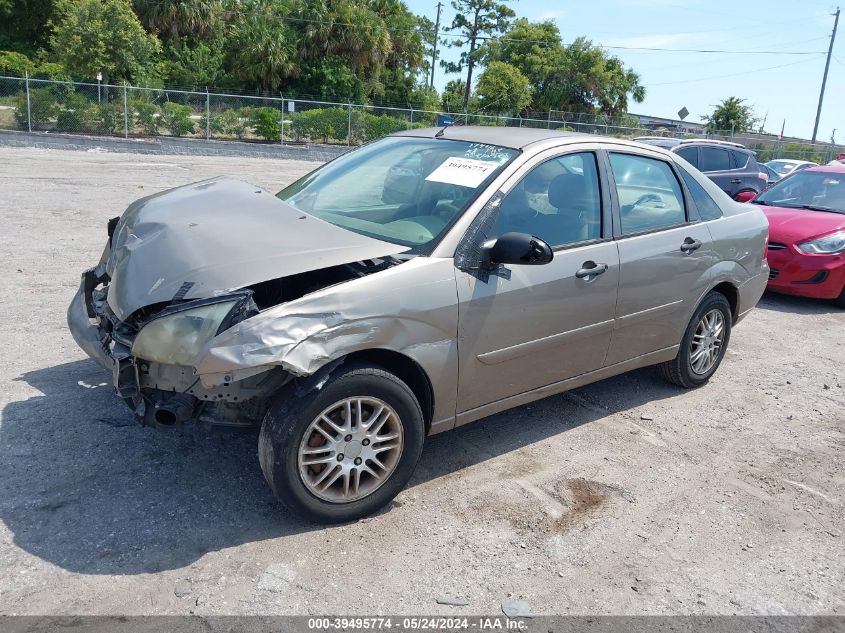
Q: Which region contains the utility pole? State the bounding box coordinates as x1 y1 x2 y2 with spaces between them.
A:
429 2 443 89
812 6 839 144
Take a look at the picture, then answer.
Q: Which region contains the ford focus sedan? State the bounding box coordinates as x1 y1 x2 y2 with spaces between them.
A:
68 128 769 522
750 164 845 306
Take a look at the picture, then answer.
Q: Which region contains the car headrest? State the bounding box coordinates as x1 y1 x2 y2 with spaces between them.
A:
548 173 587 210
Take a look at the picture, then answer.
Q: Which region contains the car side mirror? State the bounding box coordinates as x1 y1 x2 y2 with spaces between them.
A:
735 191 756 203
482 232 554 267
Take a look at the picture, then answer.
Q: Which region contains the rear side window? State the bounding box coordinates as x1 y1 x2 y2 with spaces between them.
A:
609 153 687 235
678 167 723 220
676 146 699 168
700 147 731 172
731 150 749 169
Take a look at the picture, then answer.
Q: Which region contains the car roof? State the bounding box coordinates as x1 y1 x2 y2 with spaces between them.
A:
676 140 752 152
767 159 814 165
391 126 592 150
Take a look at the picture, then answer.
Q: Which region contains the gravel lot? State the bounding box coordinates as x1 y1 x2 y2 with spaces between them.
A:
0 146 843 616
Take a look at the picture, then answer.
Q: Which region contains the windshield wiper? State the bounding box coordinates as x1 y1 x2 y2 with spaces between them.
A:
750 199 770 205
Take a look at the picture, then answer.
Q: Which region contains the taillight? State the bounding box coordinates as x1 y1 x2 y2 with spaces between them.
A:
758 172 768 181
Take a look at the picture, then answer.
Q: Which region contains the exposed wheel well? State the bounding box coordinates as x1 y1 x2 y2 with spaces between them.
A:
341 349 434 430
711 281 739 323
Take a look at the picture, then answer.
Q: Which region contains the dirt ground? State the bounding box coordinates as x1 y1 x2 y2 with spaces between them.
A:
0 146 842 616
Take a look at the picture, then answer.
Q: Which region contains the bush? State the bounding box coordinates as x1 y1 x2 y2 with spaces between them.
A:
132 100 160 135
290 107 349 143
55 93 97 133
96 102 128 135
250 107 281 142
361 112 410 142
217 108 249 139
14 87 58 130
161 102 195 137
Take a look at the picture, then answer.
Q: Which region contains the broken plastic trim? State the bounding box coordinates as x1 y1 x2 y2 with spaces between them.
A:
454 190 504 282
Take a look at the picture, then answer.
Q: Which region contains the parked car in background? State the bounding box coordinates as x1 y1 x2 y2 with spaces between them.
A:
632 136 681 149
673 140 768 200
68 128 770 522
760 163 782 186
636 138 767 200
765 159 818 177
749 164 845 307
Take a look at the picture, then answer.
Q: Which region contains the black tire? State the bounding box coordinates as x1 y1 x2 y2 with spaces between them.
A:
659 291 733 389
258 364 425 523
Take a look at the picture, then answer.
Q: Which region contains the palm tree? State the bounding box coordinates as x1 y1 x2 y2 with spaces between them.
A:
133 0 223 45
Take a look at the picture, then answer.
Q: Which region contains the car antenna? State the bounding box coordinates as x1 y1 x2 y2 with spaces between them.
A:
435 122 452 138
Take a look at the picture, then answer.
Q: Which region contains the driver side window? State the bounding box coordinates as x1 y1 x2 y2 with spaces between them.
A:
496 152 602 248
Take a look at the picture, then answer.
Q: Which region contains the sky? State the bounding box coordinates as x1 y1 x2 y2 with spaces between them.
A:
404 0 843 142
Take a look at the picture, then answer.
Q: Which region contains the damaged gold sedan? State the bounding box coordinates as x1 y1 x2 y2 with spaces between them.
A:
69 128 769 522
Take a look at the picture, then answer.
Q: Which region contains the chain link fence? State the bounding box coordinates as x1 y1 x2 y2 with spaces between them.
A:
1 74 843 163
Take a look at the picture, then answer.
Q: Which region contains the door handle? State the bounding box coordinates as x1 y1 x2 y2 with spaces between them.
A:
730 178 742 184
575 261 609 279
680 237 702 253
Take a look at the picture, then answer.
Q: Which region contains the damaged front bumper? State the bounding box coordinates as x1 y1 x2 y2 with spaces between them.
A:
67 269 286 427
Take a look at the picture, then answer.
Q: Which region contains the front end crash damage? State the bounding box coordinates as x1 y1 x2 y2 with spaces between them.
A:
67 176 458 430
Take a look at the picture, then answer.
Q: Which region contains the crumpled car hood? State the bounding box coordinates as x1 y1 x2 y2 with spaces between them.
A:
106 176 409 320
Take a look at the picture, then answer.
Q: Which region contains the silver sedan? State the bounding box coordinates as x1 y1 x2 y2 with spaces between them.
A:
68 128 769 522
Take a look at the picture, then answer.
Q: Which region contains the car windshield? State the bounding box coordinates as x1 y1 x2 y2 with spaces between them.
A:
276 136 517 250
766 161 798 176
754 170 845 213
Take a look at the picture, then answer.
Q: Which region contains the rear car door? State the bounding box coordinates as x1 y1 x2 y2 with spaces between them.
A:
604 149 719 366
732 150 766 195
698 146 739 197
455 147 619 415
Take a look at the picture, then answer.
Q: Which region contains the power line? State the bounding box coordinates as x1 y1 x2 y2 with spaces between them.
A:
646 56 824 86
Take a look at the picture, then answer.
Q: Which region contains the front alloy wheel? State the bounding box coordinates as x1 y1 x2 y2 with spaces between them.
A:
259 364 425 523
298 397 404 503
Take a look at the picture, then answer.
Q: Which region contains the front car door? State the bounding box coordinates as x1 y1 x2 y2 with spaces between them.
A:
604 148 719 366
454 145 620 419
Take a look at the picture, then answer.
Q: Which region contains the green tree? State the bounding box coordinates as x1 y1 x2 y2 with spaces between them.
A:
49 0 161 83
440 79 465 113
0 0 54 54
475 61 532 114
702 97 756 134
160 40 230 88
224 0 298 92
443 0 515 110
0 51 36 76
482 19 562 87
540 37 645 116
132 0 223 46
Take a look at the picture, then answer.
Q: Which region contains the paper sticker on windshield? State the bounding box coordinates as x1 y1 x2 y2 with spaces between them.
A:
425 157 497 188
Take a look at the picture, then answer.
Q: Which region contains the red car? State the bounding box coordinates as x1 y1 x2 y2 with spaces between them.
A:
749 165 845 307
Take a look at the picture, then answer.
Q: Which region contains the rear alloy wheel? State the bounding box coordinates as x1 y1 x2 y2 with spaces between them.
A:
259 364 425 523
659 291 732 388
